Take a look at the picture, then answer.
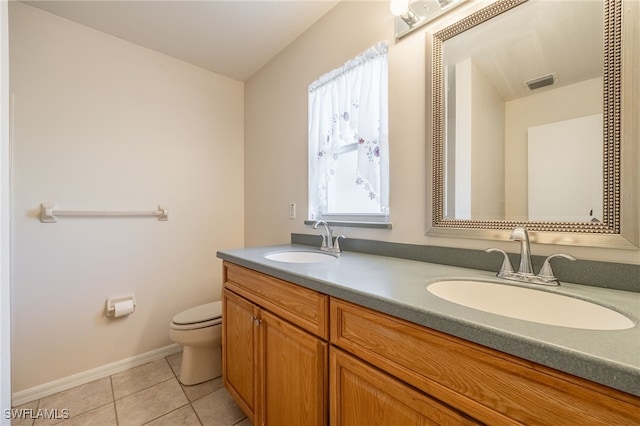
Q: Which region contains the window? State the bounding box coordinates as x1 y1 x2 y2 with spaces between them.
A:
308 42 389 225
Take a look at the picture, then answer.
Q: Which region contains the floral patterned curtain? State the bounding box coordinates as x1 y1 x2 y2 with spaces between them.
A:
308 42 389 220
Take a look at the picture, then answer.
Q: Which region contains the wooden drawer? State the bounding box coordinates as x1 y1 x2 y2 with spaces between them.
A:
223 261 329 339
331 347 480 425
330 298 640 426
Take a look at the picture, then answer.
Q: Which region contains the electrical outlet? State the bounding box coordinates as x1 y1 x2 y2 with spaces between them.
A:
289 203 296 219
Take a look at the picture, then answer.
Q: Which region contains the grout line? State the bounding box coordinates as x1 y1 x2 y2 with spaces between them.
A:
165 354 179 379
188 398 204 425
120 376 176 400
168 354 205 426
110 376 119 426
28 399 39 426
188 397 204 426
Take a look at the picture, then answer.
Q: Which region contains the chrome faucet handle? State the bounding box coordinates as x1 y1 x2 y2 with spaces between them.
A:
334 235 346 253
537 253 576 283
485 248 515 277
316 233 327 249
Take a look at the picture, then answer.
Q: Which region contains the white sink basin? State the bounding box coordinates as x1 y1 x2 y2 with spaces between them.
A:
427 280 634 330
264 250 338 263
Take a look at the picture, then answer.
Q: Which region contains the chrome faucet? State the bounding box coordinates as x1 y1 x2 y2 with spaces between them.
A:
486 227 576 286
312 220 345 253
509 227 534 275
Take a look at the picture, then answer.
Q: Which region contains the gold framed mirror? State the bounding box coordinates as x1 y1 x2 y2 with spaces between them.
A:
428 0 639 249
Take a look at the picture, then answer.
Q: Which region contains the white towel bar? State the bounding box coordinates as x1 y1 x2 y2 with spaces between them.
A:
40 203 168 223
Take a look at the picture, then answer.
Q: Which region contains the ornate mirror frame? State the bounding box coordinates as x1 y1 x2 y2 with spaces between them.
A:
427 0 639 249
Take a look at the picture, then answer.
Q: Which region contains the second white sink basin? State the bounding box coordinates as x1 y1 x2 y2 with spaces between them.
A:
427 280 634 330
264 250 338 263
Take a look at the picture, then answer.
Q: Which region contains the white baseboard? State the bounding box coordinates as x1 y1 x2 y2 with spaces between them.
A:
12 344 182 407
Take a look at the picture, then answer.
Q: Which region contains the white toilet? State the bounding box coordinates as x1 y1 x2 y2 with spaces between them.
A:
169 301 223 386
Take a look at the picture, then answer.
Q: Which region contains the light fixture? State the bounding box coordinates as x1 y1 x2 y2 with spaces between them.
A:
390 0 420 26
389 0 409 15
392 0 468 39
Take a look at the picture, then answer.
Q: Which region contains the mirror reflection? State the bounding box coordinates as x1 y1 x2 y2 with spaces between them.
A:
442 0 604 223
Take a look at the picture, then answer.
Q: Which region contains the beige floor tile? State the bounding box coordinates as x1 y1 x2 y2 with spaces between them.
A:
111 359 174 400
145 405 201 426
115 378 189 426
192 388 246 426
57 403 117 426
16 352 244 426
8 400 39 426
166 352 182 377
35 378 112 426
181 376 224 402
233 418 253 426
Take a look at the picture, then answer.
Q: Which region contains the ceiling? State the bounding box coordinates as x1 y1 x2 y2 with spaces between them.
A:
22 0 340 82
444 0 603 101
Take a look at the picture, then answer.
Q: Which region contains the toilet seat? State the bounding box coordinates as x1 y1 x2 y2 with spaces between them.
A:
171 301 222 331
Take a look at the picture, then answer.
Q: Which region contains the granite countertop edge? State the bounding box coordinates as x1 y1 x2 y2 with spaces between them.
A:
217 244 640 398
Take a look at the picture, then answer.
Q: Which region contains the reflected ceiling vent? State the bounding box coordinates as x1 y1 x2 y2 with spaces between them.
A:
525 73 557 91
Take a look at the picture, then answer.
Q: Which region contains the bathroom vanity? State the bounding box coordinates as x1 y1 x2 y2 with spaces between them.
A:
218 245 640 425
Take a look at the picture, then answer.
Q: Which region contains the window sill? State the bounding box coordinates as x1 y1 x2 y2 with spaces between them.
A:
303 220 392 230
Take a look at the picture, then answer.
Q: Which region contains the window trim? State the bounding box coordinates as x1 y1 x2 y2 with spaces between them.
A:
303 218 392 230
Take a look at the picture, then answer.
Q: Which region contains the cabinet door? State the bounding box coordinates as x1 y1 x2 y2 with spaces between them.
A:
261 310 328 426
223 289 260 423
330 348 479 426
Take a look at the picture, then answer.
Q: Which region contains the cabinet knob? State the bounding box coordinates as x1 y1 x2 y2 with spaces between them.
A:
250 315 262 326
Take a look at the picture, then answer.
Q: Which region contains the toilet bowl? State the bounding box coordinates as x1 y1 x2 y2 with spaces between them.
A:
169 301 222 386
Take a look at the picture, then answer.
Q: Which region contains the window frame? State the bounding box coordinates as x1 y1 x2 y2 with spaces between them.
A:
307 42 390 228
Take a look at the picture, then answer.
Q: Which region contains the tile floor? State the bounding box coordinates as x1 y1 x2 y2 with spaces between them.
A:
12 352 252 426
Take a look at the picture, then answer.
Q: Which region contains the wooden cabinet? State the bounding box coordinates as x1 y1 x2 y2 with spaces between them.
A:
331 298 640 426
222 262 328 426
331 347 479 426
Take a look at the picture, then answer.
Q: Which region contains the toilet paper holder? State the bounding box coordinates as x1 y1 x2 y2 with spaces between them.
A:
106 295 136 318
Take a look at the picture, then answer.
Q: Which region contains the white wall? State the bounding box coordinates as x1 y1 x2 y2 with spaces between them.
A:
505 77 602 218
452 57 505 220
244 0 639 264
470 60 505 220
9 2 244 393
454 59 472 219
528 114 603 222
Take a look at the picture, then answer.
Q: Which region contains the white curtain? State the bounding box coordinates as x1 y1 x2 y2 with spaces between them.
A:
308 42 389 220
